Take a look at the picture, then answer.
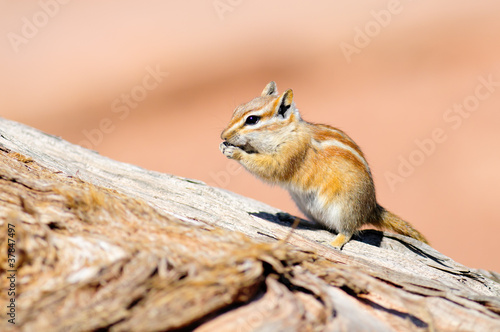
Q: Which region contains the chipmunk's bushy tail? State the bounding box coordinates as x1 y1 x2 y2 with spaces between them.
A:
374 205 429 244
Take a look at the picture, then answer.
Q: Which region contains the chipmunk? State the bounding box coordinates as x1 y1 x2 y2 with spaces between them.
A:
219 81 428 249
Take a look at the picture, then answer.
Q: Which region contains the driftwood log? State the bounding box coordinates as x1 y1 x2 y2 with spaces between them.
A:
1 117 500 332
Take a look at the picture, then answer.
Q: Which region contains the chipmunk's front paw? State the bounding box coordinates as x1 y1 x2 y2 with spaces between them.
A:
220 142 243 160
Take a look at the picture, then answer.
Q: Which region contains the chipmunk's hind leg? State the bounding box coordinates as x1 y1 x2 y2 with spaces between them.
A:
330 232 352 249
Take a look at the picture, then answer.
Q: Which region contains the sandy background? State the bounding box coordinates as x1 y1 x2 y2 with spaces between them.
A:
1 1 499 272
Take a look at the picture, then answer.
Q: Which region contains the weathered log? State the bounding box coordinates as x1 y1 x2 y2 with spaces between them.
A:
0 117 499 331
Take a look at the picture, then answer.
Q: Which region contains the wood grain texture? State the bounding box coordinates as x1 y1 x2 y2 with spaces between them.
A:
0 117 499 331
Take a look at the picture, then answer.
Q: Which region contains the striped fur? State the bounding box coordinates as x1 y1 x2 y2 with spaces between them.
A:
220 81 428 248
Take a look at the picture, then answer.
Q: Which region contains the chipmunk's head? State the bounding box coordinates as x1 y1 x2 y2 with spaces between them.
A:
220 81 301 154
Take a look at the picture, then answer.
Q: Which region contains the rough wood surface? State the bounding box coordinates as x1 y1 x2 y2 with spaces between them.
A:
1 117 499 331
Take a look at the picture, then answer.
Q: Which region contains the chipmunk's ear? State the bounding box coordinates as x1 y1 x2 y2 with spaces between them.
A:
261 81 278 96
276 89 294 118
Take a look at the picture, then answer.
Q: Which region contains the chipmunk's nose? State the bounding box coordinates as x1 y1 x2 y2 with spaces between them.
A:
220 129 228 141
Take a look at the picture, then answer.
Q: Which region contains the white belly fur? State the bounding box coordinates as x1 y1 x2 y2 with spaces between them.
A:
289 189 343 232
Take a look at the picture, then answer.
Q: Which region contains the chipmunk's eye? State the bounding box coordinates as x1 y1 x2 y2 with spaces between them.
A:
245 115 260 125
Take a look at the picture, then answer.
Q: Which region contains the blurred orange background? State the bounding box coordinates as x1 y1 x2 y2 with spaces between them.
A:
1 1 499 272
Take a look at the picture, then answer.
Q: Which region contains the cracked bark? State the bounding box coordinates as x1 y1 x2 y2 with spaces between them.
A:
0 117 499 332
